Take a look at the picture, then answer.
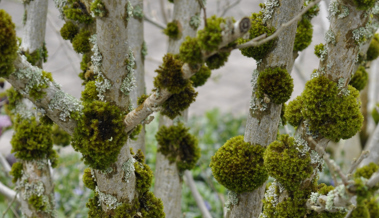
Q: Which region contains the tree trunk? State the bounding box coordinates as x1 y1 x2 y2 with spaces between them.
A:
154 1 201 217
227 1 303 217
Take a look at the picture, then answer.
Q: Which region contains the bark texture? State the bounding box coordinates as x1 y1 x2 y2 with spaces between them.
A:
154 1 200 217
228 1 303 217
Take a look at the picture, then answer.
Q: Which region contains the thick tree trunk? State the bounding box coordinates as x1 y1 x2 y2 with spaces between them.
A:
154 1 201 217
227 1 303 217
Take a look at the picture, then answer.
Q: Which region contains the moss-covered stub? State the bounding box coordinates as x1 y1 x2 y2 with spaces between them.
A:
349 65 368 91
257 67 294 104
71 101 128 170
161 85 197 119
155 122 200 172
210 135 267 193
197 15 226 52
0 9 18 77
179 36 203 65
237 12 275 60
164 20 181 40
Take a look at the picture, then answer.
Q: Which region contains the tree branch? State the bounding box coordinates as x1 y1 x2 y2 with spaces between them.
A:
237 0 321 49
144 15 166 30
0 152 11 174
347 150 370 177
0 182 17 202
219 0 242 17
123 17 251 132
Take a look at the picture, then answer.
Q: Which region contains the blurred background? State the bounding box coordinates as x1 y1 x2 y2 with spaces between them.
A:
0 0 378 217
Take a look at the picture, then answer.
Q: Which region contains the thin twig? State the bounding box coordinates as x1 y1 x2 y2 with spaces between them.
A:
309 137 349 186
197 0 207 27
237 0 321 49
348 150 370 176
220 0 242 17
344 208 354 218
184 170 213 218
144 15 166 30
2 191 18 218
0 152 11 173
159 0 169 24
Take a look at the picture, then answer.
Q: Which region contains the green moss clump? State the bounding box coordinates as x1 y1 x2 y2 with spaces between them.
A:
350 65 369 91
161 85 197 119
81 81 99 102
23 43 48 66
351 204 370 218
137 94 149 106
60 21 79 41
10 162 23 183
139 191 165 217
129 124 142 141
191 65 211 87
294 18 313 52
29 195 46 211
90 0 108 17
367 34 379 61
281 103 287 125
353 0 376 10
210 135 267 193
155 122 200 172
317 183 334 195
314 43 325 59
289 76 364 142
86 195 105 217
82 168 96 190
205 51 230 70
72 30 91 54
27 71 52 100
179 36 203 65
237 12 275 60
366 197 379 218
372 104 379 125
52 124 71 146
354 162 379 179
163 21 181 39
6 87 23 114
197 15 226 51
0 10 18 77
80 54 89 72
154 54 189 94
63 0 93 24
11 116 57 166
264 134 313 191
72 101 128 170
39 115 53 126
257 67 294 104
133 150 153 193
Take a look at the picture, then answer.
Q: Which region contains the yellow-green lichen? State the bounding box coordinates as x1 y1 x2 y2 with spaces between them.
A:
264 134 313 191
179 36 203 65
29 195 46 211
90 0 108 17
237 12 275 60
11 116 58 167
163 20 181 39
286 76 363 142
350 65 368 91
0 9 18 77
9 162 23 183
82 168 96 190
191 65 211 87
257 67 294 104
367 34 379 61
155 122 200 172
52 124 71 147
210 135 267 193
60 21 79 41
154 54 189 94
197 15 226 51
353 0 376 10
72 30 91 54
160 85 197 119
294 18 313 52
63 0 93 24
71 101 128 170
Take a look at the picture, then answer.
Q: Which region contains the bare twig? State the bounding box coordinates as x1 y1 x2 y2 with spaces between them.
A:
184 171 212 218
197 0 207 27
309 137 349 186
348 150 370 177
0 152 11 173
159 0 169 24
220 0 242 17
0 182 17 202
367 171 379 188
2 191 19 218
237 0 321 49
144 15 166 30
